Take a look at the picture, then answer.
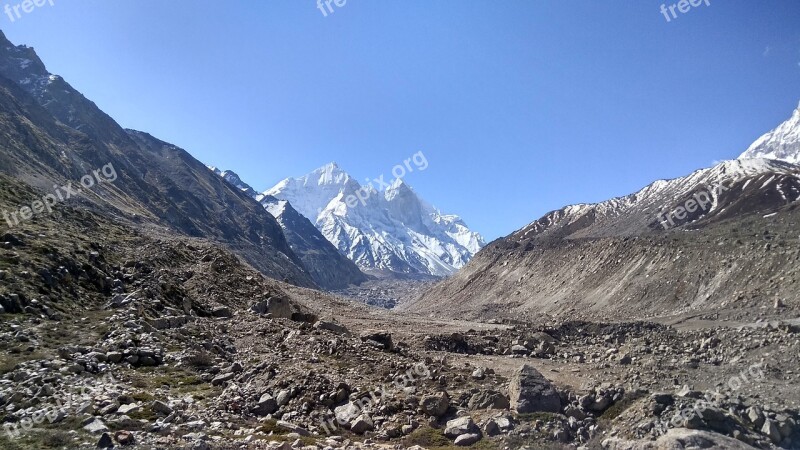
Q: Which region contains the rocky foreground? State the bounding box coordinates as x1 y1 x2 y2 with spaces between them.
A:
1 181 800 450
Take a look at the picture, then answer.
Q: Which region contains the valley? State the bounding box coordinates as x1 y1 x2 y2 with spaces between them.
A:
1 16 799 450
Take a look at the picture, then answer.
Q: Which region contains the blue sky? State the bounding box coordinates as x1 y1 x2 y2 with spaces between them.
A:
2 1 799 240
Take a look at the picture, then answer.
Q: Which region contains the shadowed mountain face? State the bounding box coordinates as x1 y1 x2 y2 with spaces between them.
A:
0 31 315 287
259 195 370 290
406 156 800 321
207 166 369 290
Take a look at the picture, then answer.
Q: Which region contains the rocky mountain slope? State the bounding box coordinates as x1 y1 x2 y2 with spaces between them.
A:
0 30 314 287
407 112 800 322
740 102 800 163
209 167 368 290
264 163 485 278
259 194 369 290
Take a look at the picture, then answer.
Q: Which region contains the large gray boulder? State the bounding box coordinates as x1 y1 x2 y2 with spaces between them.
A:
421 392 450 417
602 428 757 449
444 416 478 438
508 364 561 414
250 297 293 319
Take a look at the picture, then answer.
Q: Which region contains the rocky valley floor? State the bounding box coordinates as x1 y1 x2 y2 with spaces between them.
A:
1 180 800 450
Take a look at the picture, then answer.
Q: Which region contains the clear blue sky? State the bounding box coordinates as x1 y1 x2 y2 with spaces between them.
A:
2 1 799 240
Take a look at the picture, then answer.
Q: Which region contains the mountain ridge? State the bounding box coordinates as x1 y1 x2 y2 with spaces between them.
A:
208 167 370 290
406 106 800 321
264 162 486 277
0 31 316 287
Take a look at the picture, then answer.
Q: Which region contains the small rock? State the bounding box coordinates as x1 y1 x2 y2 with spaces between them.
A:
117 404 140 415
115 430 135 446
83 418 109 434
151 400 173 415
350 415 374 434
454 433 481 446
762 420 782 444
96 432 114 449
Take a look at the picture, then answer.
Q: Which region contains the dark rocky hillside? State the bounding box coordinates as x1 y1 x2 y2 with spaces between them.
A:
258 195 369 290
0 31 314 287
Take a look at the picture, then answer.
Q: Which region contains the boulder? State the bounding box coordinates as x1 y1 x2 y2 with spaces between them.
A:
335 402 362 426
511 345 529 355
151 400 173 416
276 421 311 436
97 432 114 449
508 364 561 414
314 321 349 335
444 416 478 438
210 306 232 318
603 428 762 449
253 394 278 416
360 331 393 351
762 420 782 444
350 415 374 434
250 297 293 319
83 418 108 434
483 420 500 436
421 392 450 417
114 430 135 446
454 433 481 446
468 390 510 410
276 389 291 406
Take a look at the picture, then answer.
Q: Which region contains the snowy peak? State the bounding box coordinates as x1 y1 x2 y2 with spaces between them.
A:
313 162 351 186
208 167 258 198
209 167 369 289
739 102 800 164
265 163 485 277
263 162 362 221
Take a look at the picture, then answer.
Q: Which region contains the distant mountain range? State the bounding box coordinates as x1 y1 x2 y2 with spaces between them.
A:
208 167 368 290
406 103 800 320
263 163 485 277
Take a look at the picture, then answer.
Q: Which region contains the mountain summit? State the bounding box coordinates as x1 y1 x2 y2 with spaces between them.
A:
264 163 485 277
739 102 800 164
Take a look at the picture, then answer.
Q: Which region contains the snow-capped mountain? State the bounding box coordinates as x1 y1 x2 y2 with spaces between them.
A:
208 167 369 289
739 102 800 164
208 167 259 198
511 158 800 242
263 163 485 277
408 108 800 320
